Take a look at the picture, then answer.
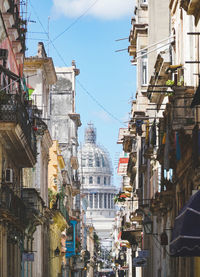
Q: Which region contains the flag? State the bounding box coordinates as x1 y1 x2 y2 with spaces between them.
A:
27 84 35 97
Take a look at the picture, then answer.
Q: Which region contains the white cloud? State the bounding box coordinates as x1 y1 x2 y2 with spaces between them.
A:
93 110 114 123
52 0 134 20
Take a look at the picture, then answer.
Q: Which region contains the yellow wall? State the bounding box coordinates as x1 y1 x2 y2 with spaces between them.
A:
49 212 67 277
195 258 200 277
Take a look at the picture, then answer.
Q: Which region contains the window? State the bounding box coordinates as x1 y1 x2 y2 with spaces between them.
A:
88 152 93 167
108 194 111 209
111 194 114 209
104 194 107 208
104 177 106 185
97 176 101 184
89 176 93 184
89 194 93 208
102 155 105 167
141 50 148 85
94 193 98 208
99 193 103 208
108 177 110 185
82 158 86 167
88 158 93 167
95 154 100 167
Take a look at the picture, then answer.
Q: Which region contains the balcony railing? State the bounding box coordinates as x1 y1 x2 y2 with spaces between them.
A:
0 93 37 156
52 197 70 224
0 183 27 227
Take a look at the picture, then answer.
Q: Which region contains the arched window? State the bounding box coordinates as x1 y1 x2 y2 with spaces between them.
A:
97 176 101 184
89 176 93 184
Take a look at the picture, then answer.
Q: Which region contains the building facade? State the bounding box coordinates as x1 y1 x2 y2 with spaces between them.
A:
49 62 82 276
114 0 200 277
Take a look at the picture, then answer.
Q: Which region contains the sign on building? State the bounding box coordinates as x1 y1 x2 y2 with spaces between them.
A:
133 257 147 267
117 157 129 176
22 253 34 262
138 250 149 258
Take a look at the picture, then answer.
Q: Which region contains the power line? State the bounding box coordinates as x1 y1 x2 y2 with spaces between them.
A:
28 1 126 127
77 80 126 126
50 0 100 45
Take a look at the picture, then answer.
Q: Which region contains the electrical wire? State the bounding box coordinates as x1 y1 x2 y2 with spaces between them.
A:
50 0 100 44
77 80 126 125
29 1 126 126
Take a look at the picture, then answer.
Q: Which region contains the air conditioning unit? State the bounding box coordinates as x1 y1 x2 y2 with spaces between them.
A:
5 168 13 183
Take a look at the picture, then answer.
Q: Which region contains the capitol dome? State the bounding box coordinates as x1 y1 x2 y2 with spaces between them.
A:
79 123 112 177
78 123 116 245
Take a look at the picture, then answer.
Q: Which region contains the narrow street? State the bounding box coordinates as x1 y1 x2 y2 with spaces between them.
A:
0 0 200 276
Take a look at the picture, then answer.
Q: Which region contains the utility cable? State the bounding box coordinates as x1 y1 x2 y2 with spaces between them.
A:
50 0 100 44
77 80 126 125
29 1 126 126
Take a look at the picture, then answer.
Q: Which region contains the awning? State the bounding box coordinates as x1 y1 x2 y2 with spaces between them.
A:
170 190 200 256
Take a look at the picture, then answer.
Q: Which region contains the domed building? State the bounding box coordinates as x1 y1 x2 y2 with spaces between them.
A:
78 123 116 247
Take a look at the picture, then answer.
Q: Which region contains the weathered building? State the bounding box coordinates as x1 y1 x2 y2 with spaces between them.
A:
23 42 57 277
0 1 37 277
116 0 200 276
49 62 82 276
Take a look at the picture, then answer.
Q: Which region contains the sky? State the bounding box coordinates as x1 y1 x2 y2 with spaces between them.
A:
26 0 136 188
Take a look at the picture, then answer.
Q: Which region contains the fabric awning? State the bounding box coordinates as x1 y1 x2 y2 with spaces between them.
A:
170 190 200 256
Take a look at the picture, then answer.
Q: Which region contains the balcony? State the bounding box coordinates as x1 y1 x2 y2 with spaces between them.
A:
0 67 36 167
0 183 27 228
51 194 70 224
22 188 44 225
72 175 81 196
72 208 80 220
2 0 26 55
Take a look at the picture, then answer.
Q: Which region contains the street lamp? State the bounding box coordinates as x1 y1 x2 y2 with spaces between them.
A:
142 215 153 235
54 247 60 257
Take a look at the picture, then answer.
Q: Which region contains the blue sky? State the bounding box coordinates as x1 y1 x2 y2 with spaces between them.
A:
26 0 136 188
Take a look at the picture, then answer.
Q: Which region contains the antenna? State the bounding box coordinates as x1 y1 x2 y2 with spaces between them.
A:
48 16 50 56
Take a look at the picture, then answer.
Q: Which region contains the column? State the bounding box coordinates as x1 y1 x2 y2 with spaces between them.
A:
93 193 95 209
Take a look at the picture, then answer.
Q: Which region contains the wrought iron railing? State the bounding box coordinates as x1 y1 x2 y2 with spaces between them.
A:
0 183 27 226
0 93 37 156
58 199 70 223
